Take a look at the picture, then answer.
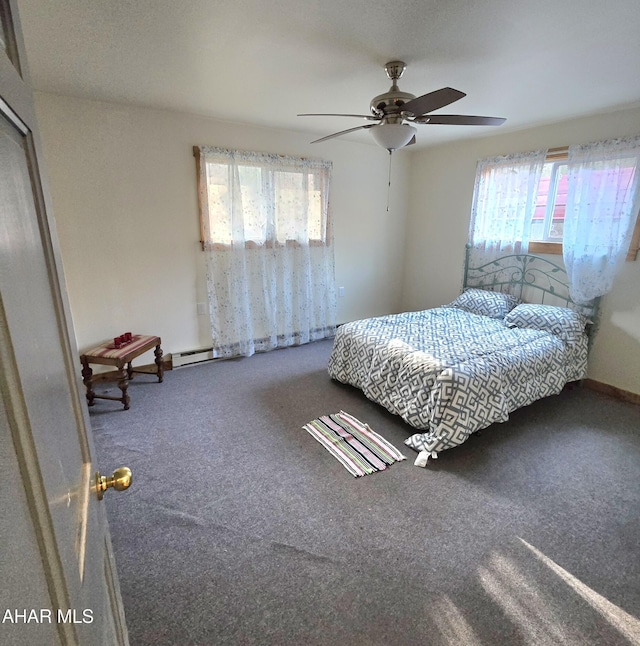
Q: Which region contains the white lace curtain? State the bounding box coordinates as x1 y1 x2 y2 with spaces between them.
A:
468 150 548 265
563 136 640 303
198 147 336 358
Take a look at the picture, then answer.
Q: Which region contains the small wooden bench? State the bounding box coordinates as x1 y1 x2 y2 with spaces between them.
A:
80 335 163 410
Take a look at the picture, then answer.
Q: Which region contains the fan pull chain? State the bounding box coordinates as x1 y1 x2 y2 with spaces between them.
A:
386 150 393 213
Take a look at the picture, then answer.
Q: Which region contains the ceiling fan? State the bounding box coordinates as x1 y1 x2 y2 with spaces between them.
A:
299 61 506 151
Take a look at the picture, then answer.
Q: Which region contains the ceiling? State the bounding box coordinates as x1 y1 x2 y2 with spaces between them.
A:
15 0 640 150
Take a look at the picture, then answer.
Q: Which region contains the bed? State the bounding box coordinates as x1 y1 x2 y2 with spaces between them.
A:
328 248 600 455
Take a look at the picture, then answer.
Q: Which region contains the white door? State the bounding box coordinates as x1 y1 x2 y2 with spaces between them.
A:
0 1 129 644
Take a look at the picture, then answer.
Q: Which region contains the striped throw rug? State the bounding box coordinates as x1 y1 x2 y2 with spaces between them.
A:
302 411 406 477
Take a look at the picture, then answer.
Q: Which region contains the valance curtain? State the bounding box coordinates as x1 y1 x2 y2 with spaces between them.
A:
563 136 640 303
468 150 547 265
198 147 336 358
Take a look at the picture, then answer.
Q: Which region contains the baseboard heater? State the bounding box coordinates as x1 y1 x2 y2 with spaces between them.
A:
172 347 216 368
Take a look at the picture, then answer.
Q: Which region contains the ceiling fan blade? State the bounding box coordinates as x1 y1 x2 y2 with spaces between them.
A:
298 113 379 120
415 114 506 126
401 87 466 117
311 124 376 144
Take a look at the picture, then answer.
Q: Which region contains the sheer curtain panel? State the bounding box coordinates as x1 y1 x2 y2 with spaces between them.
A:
468 150 548 266
196 147 336 358
563 136 640 303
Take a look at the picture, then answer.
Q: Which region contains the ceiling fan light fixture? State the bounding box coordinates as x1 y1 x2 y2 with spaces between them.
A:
370 123 417 151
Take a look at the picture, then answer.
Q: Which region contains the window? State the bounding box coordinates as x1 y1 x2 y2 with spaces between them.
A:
470 137 640 303
532 157 568 243
193 146 336 358
529 147 640 260
194 146 331 250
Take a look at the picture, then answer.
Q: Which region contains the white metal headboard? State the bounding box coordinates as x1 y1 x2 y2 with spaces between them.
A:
463 244 600 323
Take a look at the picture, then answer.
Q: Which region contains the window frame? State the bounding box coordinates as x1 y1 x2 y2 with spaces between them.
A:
528 147 640 261
193 146 331 251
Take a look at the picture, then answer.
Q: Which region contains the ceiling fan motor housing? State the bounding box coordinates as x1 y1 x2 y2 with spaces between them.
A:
370 89 416 117
370 60 416 116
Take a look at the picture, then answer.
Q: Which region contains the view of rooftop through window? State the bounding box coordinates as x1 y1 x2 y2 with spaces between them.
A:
531 159 637 245
532 161 568 242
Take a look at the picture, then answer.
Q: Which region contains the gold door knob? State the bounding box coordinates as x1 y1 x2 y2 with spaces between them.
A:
95 467 132 500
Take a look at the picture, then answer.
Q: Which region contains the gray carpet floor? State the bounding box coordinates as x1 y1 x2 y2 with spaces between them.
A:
90 339 640 646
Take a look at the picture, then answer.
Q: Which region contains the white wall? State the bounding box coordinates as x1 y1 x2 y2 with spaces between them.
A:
404 104 640 395
34 92 409 359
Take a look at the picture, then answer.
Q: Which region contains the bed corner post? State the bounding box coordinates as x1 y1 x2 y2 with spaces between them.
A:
463 243 472 290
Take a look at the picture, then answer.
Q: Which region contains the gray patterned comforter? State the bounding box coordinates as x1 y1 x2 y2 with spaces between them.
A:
327 307 588 454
